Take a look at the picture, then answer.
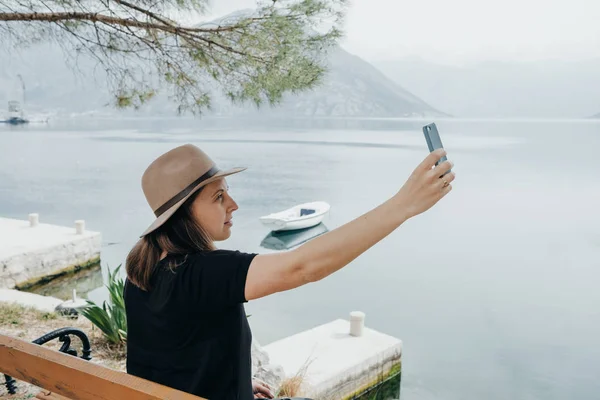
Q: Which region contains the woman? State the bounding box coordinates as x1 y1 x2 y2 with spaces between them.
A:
124 143 454 399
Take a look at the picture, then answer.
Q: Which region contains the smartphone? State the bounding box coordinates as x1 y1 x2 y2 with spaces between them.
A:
422 122 451 175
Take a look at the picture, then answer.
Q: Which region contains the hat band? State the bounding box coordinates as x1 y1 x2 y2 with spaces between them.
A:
154 166 219 217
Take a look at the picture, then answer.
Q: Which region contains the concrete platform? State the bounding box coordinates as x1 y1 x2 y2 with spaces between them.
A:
263 312 402 399
0 215 101 290
0 289 63 313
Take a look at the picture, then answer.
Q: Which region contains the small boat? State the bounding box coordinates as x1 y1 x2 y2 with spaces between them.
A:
0 101 28 125
2 75 30 125
259 201 330 232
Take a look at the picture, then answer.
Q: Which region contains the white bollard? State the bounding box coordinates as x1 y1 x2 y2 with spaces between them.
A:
349 311 365 337
29 213 39 227
72 289 77 302
75 220 85 235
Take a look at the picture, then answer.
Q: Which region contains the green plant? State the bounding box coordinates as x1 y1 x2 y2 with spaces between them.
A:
81 264 127 344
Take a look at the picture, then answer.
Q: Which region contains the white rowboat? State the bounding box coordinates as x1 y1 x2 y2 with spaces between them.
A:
259 201 330 232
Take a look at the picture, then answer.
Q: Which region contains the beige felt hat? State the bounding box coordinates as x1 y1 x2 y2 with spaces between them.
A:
139 144 245 237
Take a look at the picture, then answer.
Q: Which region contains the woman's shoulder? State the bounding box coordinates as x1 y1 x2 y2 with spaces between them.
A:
188 249 257 263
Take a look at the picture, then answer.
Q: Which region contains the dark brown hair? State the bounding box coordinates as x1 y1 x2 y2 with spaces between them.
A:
126 189 215 291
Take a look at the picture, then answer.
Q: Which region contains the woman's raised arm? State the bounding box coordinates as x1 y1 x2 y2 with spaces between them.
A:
245 148 454 301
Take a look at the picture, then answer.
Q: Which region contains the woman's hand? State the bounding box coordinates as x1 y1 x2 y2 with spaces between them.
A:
394 148 455 220
252 379 274 399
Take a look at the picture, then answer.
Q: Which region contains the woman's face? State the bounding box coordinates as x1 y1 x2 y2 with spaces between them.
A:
191 178 238 241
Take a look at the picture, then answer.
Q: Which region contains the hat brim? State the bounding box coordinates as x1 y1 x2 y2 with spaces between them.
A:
139 167 246 237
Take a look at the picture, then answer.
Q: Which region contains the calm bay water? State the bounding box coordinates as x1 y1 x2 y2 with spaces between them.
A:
1 117 599 400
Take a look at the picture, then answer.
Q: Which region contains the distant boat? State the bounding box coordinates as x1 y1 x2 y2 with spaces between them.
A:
259 201 331 232
0 100 29 125
1 74 30 125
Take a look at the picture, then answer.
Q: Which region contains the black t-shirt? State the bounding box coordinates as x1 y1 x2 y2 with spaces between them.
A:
124 250 257 399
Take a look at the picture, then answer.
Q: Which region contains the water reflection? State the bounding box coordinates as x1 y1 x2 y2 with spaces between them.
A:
24 263 103 301
260 223 329 251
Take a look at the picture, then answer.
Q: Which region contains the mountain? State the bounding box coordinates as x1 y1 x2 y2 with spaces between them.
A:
373 57 600 119
212 47 446 118
0 44 444 119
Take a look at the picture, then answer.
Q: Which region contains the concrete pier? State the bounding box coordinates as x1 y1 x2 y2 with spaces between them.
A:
0 215 101 290
264 312 402 399
0 289 63 313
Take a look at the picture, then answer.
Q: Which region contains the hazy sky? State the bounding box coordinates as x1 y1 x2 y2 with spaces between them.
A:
204 0 600 65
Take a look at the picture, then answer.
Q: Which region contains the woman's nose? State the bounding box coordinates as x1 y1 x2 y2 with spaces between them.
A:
228 196 239 211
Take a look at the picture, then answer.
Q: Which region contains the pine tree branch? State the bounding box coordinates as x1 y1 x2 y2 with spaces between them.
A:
0 0 348 114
